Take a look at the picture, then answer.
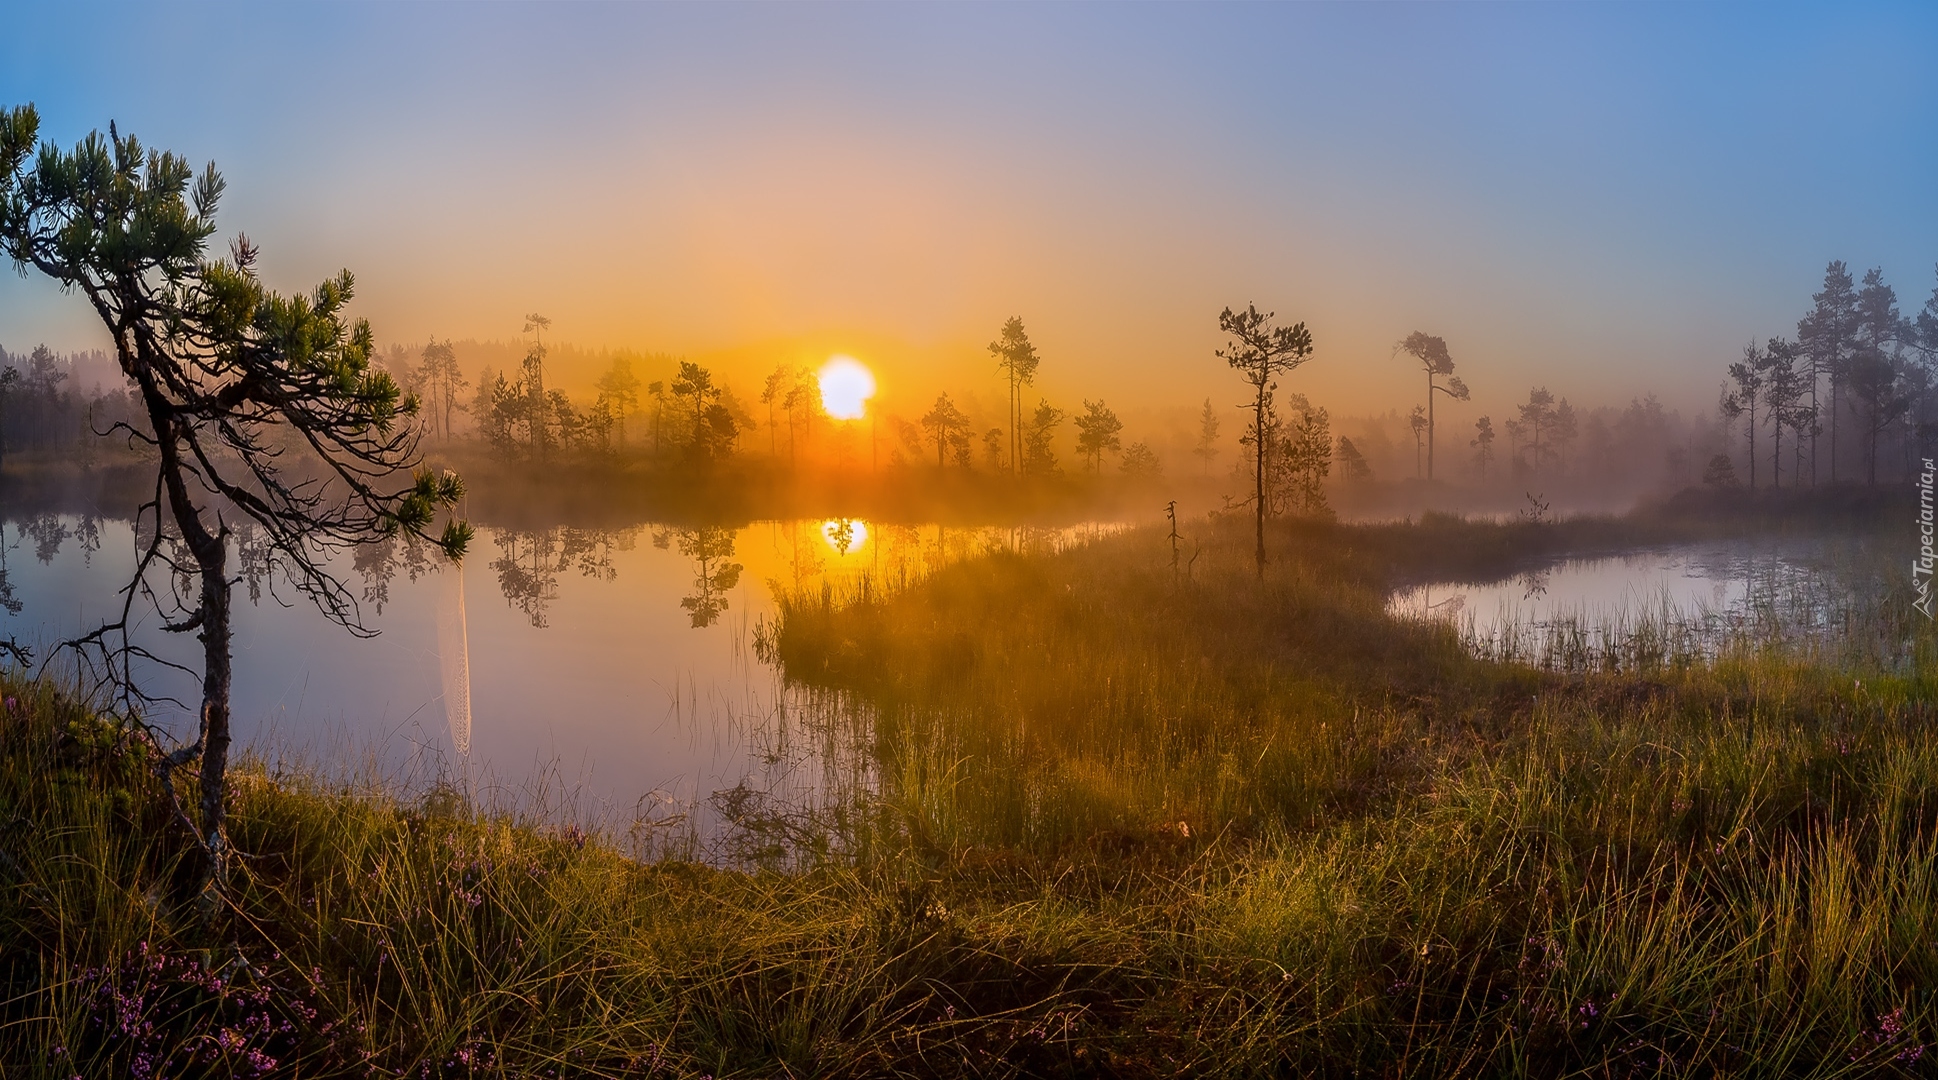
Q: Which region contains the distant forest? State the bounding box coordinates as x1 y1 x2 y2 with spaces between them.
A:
5 259 1935 514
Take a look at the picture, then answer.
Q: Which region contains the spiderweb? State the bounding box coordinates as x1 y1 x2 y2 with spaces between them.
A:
436 562 472 757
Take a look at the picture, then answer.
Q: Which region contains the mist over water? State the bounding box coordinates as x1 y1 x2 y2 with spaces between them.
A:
0 512 1117 842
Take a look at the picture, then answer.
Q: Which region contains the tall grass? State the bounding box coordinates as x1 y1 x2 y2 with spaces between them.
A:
4 504 1936 1075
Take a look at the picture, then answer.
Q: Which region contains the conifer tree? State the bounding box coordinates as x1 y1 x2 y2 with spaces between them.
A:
1217 303 1315 577
0 104 469 894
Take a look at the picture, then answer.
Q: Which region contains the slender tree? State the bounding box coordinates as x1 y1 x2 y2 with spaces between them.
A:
0 105 469 892
1720 342 1765 489
1396 331 1470 480
417 338 466 441
595 354 641 446
1848 352 1910 485
1797 261 1859 483
521 313 551 460
1472 415 1496 482
0 363 15 471
1850 267 1909 484
1917 264 1938 364
988 317 1040 476
1758 337 1807 489
760 364 788 458
1193 397 1221 476
646 379 667 459
1407 405 1427 478
1216 303 1315 577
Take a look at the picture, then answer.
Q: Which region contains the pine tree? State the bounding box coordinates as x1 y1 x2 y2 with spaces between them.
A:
0 105 468 894
1217 303 1315 577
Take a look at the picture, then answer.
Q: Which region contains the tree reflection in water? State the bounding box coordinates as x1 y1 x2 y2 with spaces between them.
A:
675 526 743 629
490 526 642 629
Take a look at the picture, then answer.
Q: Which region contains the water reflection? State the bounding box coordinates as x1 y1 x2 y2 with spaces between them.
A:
1 511 1126 852
1390 539 1922 672
489 526 639 629
822 518 865 556
673 526 743 629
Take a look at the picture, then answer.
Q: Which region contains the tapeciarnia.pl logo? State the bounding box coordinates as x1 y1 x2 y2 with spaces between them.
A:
1918 458 1936 620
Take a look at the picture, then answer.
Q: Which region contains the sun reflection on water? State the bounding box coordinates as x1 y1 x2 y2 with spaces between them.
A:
821 518 869 555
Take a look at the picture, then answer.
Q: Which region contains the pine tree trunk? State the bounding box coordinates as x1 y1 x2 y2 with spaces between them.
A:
1426 373 1435 481
196 542 233 894
1254 386 1267 578
155 412 235 906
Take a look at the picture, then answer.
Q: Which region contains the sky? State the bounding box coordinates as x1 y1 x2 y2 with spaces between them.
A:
2 2 1935 426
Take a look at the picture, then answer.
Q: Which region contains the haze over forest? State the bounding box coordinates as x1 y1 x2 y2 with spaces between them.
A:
3 2 1935 487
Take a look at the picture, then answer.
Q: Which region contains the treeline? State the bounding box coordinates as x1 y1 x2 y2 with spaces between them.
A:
1324 331 1704 508
1335 391 1716 497
0 344 144 468
1711 260 1938 488
374 314 1170 487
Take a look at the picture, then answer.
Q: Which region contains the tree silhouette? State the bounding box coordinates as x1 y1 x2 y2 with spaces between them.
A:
1917 265 1938 365
417 338 466 440
1336 436 1373 483
1407 405 1427 478
1702 453 1739 487
1119 441 1162 480
988 317 1040 477
595 355 641 447
0 105 469 893
1074 399 1123 474
1514 387 1575 477
1758 337 1809 488
1850 267 1909 485
760 364 789 459
1797 261 1858 484
0 363 15 472
1471 415 1496 482
672 361 736 463
1720 343 1765 489
981 427 1006 471
1217 303 1315 577
520 313 552 460
1193 398 1221 477
1022 398 1064 476
1396 332 1469 480
920 392 972 468
645 379 668 459
1253 393 1331 518
676 526 743 628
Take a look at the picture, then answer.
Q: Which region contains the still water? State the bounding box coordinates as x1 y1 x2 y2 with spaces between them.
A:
1387 538 1916 671
0 513 1114 841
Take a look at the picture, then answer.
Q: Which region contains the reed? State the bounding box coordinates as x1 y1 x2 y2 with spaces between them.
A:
3 505 1934 1076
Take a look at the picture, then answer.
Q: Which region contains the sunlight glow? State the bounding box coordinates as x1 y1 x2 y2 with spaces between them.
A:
821 518 869 555
818 356 876 420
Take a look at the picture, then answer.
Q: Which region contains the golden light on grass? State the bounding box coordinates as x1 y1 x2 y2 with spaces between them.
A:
817 355 875 420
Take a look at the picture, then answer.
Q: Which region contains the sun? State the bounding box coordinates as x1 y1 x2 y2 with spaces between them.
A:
818 355 875 420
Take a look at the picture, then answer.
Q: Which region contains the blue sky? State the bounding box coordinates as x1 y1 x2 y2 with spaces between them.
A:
2 2 1934 418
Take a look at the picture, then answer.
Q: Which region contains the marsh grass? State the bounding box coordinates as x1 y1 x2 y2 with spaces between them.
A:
5 503 1938 1076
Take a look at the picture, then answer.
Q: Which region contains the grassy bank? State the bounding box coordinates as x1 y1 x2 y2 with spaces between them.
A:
6 503 1938 1075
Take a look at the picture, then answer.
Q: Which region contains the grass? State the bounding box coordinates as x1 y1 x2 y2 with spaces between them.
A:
6 498 1938 1076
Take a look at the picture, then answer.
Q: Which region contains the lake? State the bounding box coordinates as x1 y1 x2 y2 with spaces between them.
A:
0 512 1117 848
